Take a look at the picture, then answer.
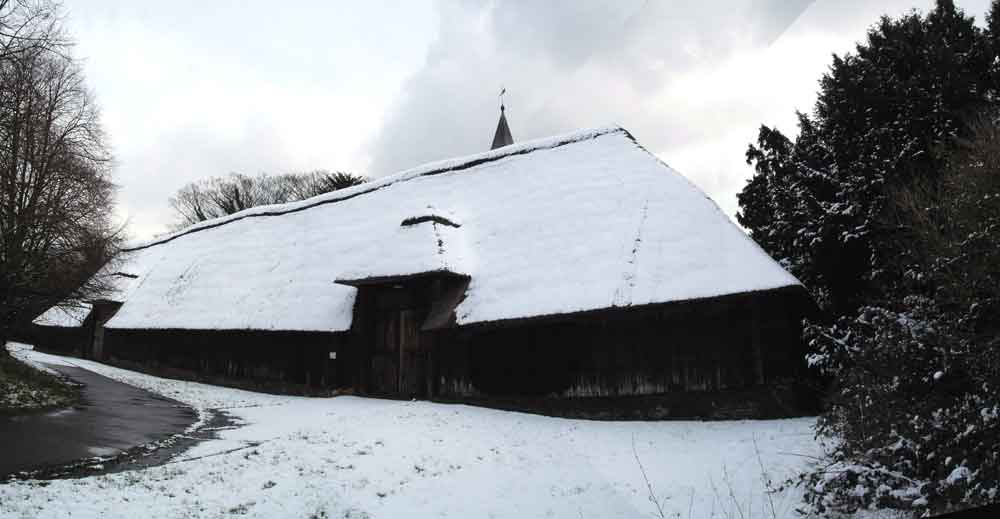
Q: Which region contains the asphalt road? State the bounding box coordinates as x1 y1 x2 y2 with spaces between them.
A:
0 364 197 477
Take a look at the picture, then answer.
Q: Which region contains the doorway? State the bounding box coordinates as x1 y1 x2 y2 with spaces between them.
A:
368 287 425 397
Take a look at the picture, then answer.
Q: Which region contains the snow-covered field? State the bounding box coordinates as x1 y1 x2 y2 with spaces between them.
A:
1 347 822 519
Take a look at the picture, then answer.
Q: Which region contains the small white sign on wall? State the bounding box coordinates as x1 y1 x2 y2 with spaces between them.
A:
328 351 337 360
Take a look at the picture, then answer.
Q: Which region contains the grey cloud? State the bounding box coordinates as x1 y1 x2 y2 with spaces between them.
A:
67 0 437 238
116 120 296 239
748 0 816 46
367 0 815 178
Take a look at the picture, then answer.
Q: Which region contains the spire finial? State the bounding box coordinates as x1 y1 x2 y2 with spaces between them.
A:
490 88 514 150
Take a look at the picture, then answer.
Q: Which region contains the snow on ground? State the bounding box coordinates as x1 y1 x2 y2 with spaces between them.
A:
0 343 77 410
5 343 63 378
1 347 822 519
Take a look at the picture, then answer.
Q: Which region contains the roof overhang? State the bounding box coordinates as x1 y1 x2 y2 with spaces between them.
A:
334 269 469 288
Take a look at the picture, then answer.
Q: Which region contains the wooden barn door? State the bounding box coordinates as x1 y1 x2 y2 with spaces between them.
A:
369 288 424 397
397 308 422 396
371 308 401 394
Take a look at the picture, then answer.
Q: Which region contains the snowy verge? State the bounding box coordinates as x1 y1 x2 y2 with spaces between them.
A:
5 342 65 377
8 344 291 411
1 343 79 411
3 346 825 519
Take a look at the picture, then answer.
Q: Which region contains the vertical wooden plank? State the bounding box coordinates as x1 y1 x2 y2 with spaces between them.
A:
751 297 765 385
388 309 399 393
423 331 436 399
398 308 418 396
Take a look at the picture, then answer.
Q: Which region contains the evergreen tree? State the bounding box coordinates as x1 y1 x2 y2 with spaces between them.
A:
738 0 998 314
987 0 1000 95
737 1 1000 514
802 113 1000 515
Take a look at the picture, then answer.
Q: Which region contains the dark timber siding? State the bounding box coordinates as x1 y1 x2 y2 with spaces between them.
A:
35 286 815 418
103 329 347 395
28 324 90 357
28 301 123 360
431 289 813 418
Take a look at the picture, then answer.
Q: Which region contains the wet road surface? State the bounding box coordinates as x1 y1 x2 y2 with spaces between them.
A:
0 364 197 477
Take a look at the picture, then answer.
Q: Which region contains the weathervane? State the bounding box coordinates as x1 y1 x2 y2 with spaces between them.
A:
499 87 506 112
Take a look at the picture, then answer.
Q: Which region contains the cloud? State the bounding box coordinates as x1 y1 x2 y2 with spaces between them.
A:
367 0 815 176
67 0 996 238
367 0 993 222
67 0 437 238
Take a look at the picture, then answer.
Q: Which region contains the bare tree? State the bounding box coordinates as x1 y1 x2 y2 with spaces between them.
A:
301 171 369 197
0 0 65 61
168 170 366 228
0 1 119 352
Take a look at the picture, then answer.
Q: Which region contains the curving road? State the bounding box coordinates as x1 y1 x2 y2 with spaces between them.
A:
0 364 197 478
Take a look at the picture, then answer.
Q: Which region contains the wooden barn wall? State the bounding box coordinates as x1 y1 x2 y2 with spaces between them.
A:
34 287 813 418
27 302 124 360
432 292 807 402
103 329 348 394
26 323 91 357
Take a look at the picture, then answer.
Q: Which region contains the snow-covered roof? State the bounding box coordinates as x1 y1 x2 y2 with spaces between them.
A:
336 209 469 285
33 303 92 327
41 127 802 332
31 266 146 328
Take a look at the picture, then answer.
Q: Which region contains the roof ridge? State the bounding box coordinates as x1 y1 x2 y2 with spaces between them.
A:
125 126 629 252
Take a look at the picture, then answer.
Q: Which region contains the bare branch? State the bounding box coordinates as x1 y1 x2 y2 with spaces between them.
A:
167 170 367 230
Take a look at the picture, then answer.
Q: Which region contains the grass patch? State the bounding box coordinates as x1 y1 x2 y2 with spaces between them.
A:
0 352 79 413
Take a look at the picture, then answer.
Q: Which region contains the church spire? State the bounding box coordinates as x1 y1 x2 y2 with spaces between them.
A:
491 89 514 150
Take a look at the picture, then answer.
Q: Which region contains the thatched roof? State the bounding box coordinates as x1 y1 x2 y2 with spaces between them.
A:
34 303 92 327
335 209 468 286
36 127 802 332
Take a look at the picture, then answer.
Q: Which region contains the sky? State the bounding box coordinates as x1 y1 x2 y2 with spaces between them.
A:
64 0 993 240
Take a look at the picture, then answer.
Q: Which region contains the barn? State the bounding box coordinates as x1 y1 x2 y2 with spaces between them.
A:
32 125 815 419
